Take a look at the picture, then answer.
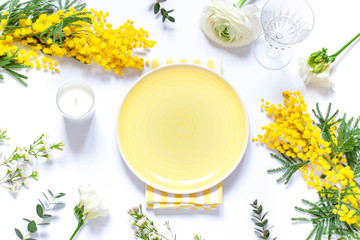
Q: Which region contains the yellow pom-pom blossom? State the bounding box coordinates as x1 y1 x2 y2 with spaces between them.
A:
256 91 360 226
1 8 155 76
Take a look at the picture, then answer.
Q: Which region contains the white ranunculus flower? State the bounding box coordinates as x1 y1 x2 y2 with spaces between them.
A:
78 184 109 221
200 0 261 48
298 58 334 88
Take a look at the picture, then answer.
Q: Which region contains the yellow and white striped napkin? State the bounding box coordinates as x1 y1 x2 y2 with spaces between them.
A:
146 58 223 210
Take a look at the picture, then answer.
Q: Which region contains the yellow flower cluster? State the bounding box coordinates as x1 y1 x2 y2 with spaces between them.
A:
1 7 155 75
254 91 360 226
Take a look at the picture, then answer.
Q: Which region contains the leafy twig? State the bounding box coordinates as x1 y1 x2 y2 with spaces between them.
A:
267 153 309 184
0 132 64 192
250 200 276 240
292 195 360 240
153 0 175 23
129 204 188 240
14 189 66 240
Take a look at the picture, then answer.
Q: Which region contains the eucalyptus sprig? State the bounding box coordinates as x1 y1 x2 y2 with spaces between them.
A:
153 0 175 23
250 200 277 240
128 204 203 240
14 189 66 240
0 131 64 192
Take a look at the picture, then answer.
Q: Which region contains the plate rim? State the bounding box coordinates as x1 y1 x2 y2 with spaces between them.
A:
116 63 249 194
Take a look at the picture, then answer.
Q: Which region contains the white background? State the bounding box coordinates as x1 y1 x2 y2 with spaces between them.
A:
1 0 360 239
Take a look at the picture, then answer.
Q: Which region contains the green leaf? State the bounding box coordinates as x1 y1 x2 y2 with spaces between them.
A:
168 16 175 22
154 2 160 14
55 192 66 198
38 199 45 209
38 223 50 226
23 218 31 222
36 204 43 218
41 214 52 219
162 14 166 22
27 220 37 233
25 238 37 240
15 228 23 239
48 189 54 198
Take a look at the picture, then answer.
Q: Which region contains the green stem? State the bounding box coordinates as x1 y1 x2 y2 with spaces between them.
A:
69 220 84 240
235 0 247 8
329 32 360 60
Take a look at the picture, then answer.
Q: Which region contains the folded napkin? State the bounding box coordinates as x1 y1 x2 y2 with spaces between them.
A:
146 58 223 210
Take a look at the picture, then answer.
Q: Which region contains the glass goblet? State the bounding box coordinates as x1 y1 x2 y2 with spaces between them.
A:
253 0 314 70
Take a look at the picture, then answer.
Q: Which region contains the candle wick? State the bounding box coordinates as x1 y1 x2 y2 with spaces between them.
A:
74 98 78 106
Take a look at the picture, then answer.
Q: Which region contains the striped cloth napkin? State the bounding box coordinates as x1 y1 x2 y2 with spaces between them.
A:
146 58 223 210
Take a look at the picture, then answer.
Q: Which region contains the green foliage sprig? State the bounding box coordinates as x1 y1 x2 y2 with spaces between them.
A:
14 189 66 240
40 11 91 44
153 0 175 23
0 47 30 85
0 0 88 86
292 193 360 240
250 200 277 240
128 204 203 240
0 131 64 192
267 153 309 184
262 102 360 239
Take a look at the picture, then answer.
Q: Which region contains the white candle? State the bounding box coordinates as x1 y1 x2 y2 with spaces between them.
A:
56 81 95 120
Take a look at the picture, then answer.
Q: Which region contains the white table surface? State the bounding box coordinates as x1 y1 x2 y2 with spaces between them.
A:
1 0 360 239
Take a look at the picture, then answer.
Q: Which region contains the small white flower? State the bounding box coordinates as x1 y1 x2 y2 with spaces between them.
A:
43 144 51 153
149 232 157 240
298 58 334 88
137 217 147 227
17 162 26 176
143 228 150 235
23 179 29 188
200 0 261 48
7 163 17 174
16 148 24 157
11 182 21 192
27 155 34 164
78 184 109 221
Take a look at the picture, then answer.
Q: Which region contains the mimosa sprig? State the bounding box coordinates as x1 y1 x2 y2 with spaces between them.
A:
255 91 360 239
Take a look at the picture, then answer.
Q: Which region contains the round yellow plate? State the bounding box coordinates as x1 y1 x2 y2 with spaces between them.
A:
117 64 248 193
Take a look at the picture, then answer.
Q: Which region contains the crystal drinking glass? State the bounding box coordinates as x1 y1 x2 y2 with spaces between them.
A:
253 0 314 70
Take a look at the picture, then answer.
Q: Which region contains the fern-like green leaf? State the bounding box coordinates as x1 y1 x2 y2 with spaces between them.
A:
267 153 309 184
40 11 92 44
